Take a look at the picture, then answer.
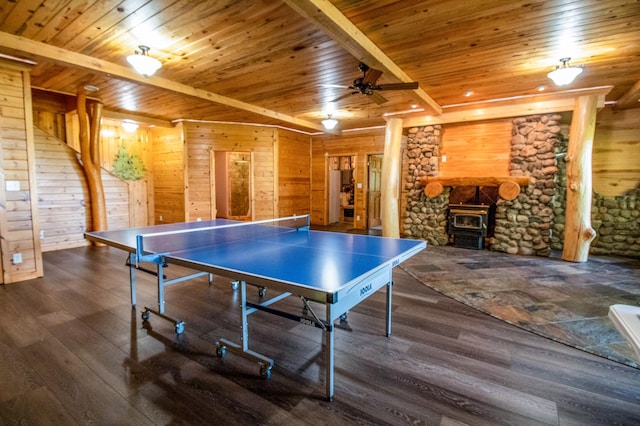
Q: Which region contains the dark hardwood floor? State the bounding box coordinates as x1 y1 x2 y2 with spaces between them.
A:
1 244 639 425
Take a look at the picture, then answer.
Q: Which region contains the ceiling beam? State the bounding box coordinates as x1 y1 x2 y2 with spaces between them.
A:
613 79 640 110
283 0 442 116
0 31 324 132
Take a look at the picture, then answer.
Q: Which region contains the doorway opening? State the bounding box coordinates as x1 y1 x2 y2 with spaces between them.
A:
211 151 252 221
328 155 355 225
367 154 383 234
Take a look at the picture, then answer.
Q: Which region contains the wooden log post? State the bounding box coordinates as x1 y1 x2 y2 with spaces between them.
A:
562 95 598 262
77 92 107 234
381 118 402 238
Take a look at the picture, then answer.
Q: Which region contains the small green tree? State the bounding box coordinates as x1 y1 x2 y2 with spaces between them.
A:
112 145 146 181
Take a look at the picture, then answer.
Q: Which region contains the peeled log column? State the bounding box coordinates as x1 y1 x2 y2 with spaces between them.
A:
562 95 598 262
381 118 402 238
77 92 107 234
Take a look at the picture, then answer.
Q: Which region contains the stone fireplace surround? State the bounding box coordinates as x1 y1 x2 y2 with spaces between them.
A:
403 114 640 258
403 114 565 257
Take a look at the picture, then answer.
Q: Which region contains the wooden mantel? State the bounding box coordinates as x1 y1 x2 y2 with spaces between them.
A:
419 176 532 200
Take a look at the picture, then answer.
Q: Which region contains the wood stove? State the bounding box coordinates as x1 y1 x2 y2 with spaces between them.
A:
447 204 489 249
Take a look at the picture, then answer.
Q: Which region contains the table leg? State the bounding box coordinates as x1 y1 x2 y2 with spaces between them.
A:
326 304 335 401
157 262 165 314
128 253 137 307
386 280 393 337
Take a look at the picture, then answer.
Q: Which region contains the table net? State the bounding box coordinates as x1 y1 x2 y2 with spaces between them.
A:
135 215 309 261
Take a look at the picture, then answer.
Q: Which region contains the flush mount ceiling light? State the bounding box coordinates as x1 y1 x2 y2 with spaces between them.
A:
547 57 583 86
127 45 162 77
322 114 338 130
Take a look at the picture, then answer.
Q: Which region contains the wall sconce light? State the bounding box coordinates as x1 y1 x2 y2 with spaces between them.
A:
127 45 162 77
322 115 338 130
121 120 139 132
547 57 583 86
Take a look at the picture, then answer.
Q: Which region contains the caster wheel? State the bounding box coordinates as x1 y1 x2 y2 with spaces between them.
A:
216 345 226 358
258 287 266 298
175 322 185 335
339 312 348 322
259 364 271 379
141 310 151 321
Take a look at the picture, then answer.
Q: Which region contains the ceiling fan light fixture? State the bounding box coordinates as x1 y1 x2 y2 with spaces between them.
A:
127 45 162 76
547 57 582 86
322 115 338 130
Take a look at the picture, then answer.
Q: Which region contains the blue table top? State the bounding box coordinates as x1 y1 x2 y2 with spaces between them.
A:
86 219 426 296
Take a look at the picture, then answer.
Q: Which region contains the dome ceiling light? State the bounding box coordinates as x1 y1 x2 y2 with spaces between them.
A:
547 57 583 86
127 45 162 77
322 114 338 130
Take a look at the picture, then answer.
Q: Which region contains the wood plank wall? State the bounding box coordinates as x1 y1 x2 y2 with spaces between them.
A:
182 122 278 222
439 120 512 177
311 130 386 228
0 60 42 284
34 128 89 251
151 125 184 224
34 127 132 251
593 106 640 196
277 129 311 217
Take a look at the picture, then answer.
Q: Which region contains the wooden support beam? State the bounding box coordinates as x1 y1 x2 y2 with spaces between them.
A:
613 78 640 110
562 95 598 262
283 0 442 116
77 92 107 234
381 118 403 238
420 176 532 187
0 31 323 132
419 176 531 200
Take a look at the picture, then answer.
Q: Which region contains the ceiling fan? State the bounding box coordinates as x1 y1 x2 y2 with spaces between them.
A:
330 63 419 104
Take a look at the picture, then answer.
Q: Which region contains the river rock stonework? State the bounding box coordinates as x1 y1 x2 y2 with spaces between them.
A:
490 114 563 256
402 125 449 245
552 129 640 258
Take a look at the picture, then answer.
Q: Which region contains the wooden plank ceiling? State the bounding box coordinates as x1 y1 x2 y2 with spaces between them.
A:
0 0 638 132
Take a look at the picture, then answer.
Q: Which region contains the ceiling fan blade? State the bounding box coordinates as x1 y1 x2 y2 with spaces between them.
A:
330 92 356 103
369 91 387 104
376 82 419 91
319 83 350 89
362 67 383 85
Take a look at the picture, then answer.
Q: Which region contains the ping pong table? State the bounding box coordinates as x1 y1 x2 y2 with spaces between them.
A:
85 215 426 400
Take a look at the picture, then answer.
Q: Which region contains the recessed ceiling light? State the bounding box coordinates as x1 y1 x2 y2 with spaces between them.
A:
537 85 546 91
464 91 473 97
84 85 100 92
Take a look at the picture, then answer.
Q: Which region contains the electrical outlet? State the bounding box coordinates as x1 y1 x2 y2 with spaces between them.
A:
40 230 45 239
12 253 22 264
159 215 163 222
356 215 361 221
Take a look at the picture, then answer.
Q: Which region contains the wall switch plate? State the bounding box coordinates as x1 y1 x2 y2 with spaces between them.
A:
6 180 20 191
12 253 22 264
